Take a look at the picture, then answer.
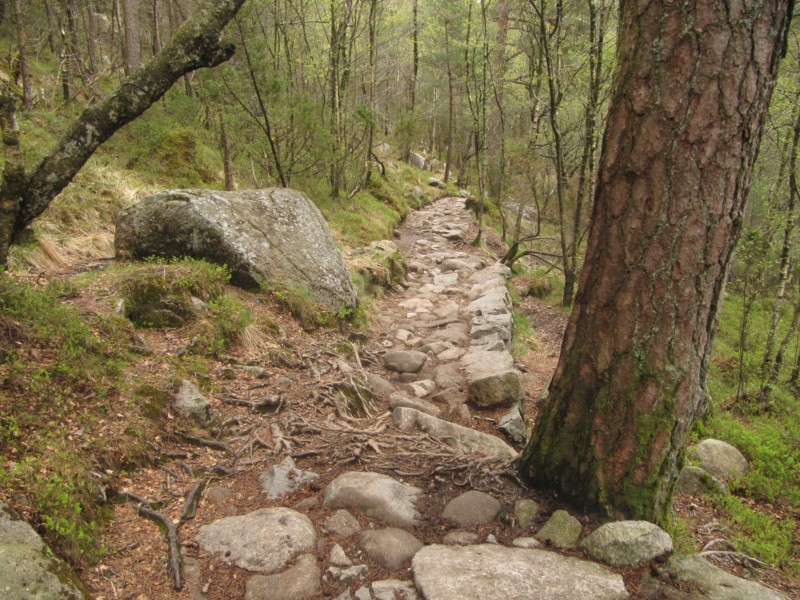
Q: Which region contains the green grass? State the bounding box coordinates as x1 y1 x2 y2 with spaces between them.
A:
0 278 145 563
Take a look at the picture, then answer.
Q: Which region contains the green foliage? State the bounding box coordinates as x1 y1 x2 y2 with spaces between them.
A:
116 258 229 328
190 294 253 354
714 493 797 570
0 279 149 564
511 309 536 358
0 450 109 564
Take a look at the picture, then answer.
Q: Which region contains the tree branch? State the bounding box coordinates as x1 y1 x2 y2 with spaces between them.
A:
3 0 248 257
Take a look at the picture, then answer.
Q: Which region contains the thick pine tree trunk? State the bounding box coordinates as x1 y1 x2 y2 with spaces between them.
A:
520 0 791 524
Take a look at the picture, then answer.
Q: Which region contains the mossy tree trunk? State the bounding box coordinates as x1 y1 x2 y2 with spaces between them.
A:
0 0 248 266
519 0 792 524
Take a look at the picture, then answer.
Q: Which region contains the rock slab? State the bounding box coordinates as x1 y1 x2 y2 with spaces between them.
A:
359 528 424 569
580 521 673 567
115 188 357 309
688 439 749 482
441 491 501 526
197 507 316 573
0 502 88 599
412 544 628 600
645 555 790 600
244 554 321 600
323 471 422 528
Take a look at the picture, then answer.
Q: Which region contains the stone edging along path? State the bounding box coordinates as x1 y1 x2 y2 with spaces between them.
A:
183 197 789 600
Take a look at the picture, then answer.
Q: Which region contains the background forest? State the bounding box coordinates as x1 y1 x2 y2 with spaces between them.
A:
0 0 798 581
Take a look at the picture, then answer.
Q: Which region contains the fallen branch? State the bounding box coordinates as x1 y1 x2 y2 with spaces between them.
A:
138 506 183 591
270 423 292 455
180 479 209 521
175 431 235 455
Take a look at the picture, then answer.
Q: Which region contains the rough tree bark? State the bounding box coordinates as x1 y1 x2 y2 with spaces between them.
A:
0 0 248 265
519 0 792 524
122 0 142 75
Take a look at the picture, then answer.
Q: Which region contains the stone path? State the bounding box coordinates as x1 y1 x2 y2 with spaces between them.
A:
40 198 781 600
178 197 791 600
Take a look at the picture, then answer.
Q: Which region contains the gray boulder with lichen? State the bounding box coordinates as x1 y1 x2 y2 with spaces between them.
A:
115 188 357 310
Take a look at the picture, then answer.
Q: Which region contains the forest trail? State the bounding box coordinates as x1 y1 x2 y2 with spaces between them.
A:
75 197 792 600
81 196 602 600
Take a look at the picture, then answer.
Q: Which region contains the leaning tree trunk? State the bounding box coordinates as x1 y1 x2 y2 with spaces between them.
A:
0 0 248 265
519 0 791 524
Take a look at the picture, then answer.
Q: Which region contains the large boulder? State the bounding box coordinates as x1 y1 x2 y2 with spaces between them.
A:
115 188 358 310
580 521 673 567
0 502 89 599
687 439 749 482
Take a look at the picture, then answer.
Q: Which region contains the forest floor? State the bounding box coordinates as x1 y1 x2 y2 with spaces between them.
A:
10 196 799 599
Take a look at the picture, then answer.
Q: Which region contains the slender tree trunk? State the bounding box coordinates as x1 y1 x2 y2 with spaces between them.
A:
443 19 455 185
152 0 163 54
122 0 141 75
12 0 33 110
43 0 59 56
235 17 286 187
219 110 235 191
520 0 791 524
759 92 800 401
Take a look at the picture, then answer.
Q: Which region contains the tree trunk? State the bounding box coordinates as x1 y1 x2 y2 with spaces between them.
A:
122 0 141 75
0 0 248 265
443 18 454 185
759 90 800 401
12 0 33 110
519 0 791 524
219 110 235 191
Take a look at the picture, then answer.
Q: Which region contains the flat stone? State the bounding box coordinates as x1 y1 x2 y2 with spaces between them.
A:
443 531 480 545
205 486 232 503
329 544 353 567
441 491 501 526
328 564 369 581
260 457 319 500
323 472 422 528
323 510 362 537
466 292 511 317
384 350 428 373
399 297 434 310
688 439 749 482
676 466 727 496
355 587 372 600
359 528 424 570
464 364 525 409
512 537 542 549
580 521 673 567
418 341 452 355
408 379 436 398
434 272 460 286
412 545 628 600
440 258 476 272
498 405 529 444
535 510 582 549
514 499 539 529
389 392 442 417
644 555 790 599
434 363 466 390
438 347 466 361
244 554 321 600
364 372 396 400
372 579 419 600
393 407 517 460
197 508 316 573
